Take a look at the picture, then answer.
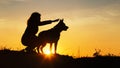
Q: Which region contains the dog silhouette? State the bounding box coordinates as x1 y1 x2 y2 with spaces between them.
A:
37 19 68 54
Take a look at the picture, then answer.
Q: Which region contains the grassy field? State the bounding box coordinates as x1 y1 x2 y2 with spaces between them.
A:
0 49 120 68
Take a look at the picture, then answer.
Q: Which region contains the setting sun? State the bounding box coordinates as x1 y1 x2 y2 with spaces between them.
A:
44 49 51 55
42 44 55 55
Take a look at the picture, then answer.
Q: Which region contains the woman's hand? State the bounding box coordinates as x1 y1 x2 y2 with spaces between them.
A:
52 19 59 22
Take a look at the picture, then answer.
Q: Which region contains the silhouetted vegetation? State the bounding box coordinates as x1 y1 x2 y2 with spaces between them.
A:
0 49 120 68
93 49 119 57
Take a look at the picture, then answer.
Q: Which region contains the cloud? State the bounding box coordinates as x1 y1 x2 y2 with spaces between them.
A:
0 0 11 5
0 0 28 5
0 19 6 22
14 0 25 2
0 18 7 27
80 0 120 7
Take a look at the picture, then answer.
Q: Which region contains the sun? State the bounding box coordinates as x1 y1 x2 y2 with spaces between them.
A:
42 44 55 55
43 48 55 60
44 49 51 55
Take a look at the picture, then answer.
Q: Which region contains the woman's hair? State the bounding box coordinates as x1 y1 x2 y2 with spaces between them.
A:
27 12 41 26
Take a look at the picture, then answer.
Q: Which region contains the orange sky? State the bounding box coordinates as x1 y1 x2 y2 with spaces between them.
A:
0 0 120 57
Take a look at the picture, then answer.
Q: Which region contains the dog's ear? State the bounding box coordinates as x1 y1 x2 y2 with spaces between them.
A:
60 19 64 22
61 19 64 21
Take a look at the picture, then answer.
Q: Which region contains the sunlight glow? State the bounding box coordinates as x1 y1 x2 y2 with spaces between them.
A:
43 44 55 55
44 49 51 55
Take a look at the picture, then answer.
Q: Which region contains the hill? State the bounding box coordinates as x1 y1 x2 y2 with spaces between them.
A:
0 49 120 68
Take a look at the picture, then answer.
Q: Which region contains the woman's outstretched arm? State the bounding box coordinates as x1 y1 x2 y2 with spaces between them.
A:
39 19 59 26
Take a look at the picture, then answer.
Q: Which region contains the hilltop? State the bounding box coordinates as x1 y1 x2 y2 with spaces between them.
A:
0 49 120 68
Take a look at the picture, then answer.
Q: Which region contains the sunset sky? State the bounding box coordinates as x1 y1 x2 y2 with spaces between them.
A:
0 0 120 57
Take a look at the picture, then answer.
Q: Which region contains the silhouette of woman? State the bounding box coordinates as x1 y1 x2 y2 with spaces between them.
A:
21 12 59 53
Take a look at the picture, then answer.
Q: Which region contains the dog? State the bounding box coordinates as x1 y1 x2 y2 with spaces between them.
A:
37 19 68 54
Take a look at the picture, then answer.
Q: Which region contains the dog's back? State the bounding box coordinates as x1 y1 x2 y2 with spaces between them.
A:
38 29 60 43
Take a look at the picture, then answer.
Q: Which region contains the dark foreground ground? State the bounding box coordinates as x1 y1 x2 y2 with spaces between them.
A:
0 50 120 68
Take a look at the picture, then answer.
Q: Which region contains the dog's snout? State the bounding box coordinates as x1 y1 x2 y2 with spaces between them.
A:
66 26 69 29
64 26 68 31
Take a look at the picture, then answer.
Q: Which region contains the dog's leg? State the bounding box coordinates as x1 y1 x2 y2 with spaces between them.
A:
40 43 46 54
40 46 44 54
50 43 52 54
37 46 40 53
54 42 58 54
